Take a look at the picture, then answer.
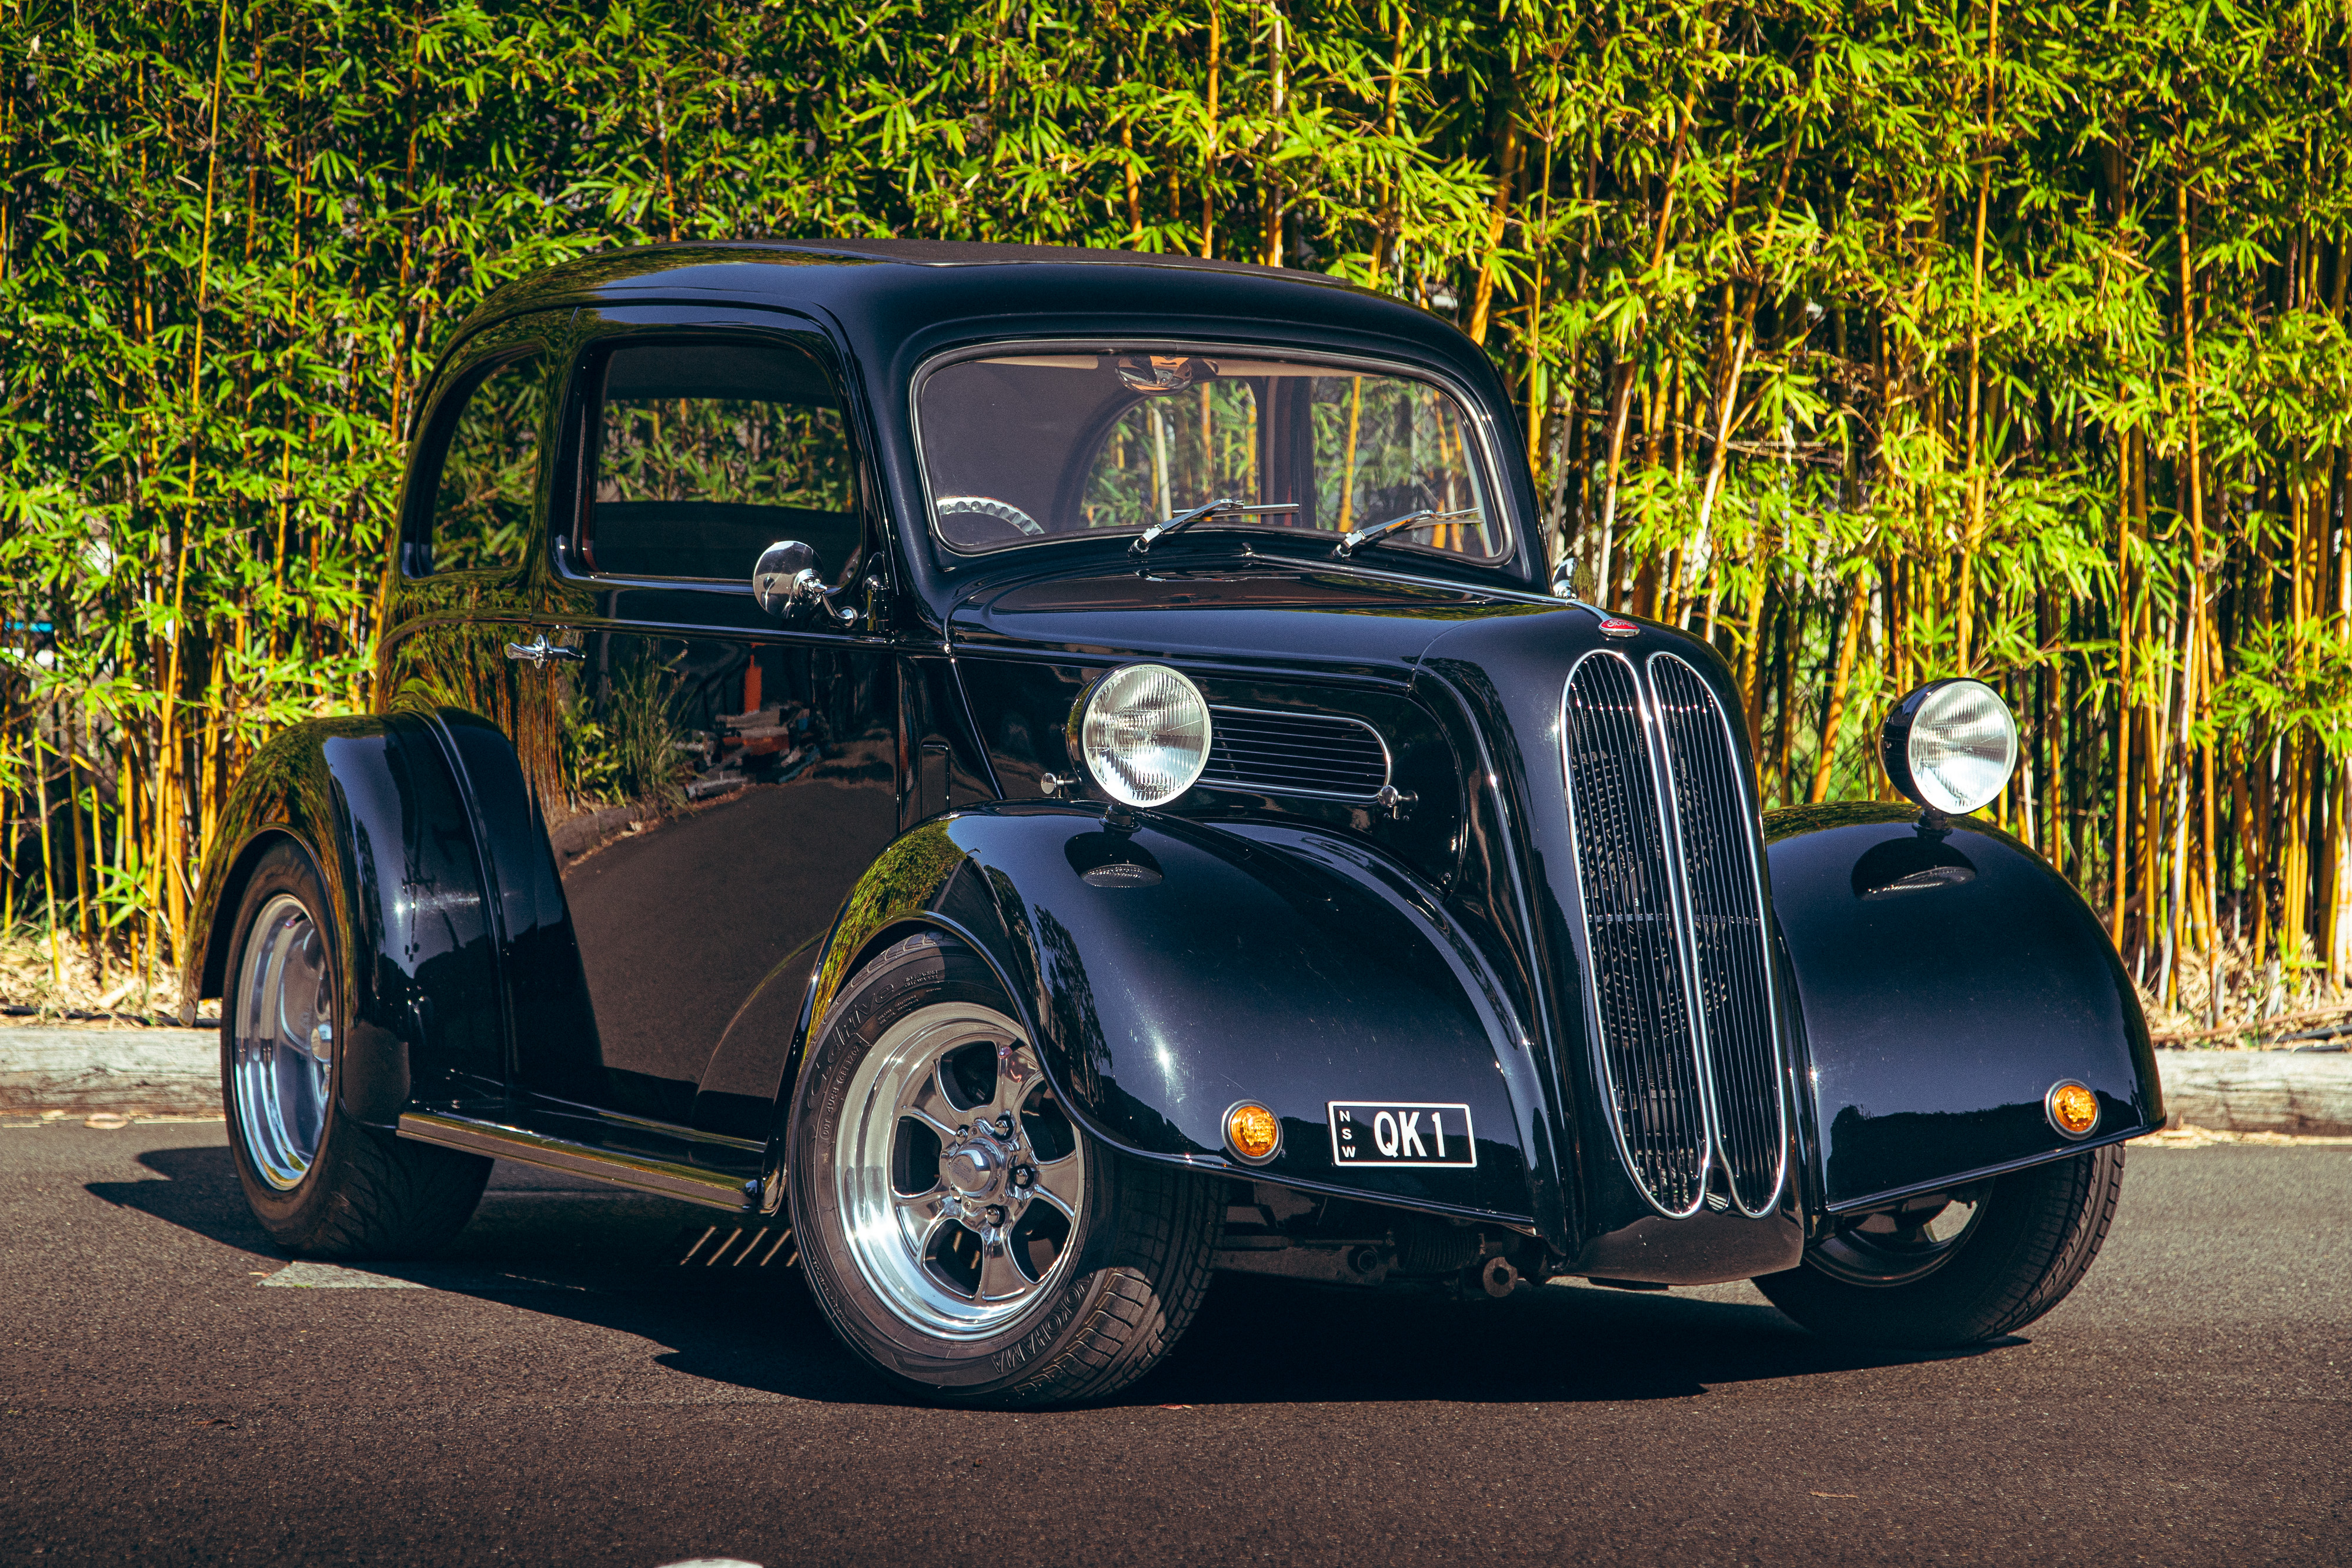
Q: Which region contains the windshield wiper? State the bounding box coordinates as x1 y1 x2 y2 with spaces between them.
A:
1130 497 1301 556
1332 507 1481 560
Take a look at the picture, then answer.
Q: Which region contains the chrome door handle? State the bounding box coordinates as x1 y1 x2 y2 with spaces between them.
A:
503 635 583 666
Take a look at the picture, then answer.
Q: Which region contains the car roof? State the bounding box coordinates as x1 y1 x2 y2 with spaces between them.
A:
442 240 1544 597
455 239 1456 361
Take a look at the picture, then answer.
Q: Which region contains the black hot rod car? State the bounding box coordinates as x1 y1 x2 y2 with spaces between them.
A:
188 239 2160 1405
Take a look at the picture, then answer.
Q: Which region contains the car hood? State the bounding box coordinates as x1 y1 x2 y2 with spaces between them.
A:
947 559 1585 671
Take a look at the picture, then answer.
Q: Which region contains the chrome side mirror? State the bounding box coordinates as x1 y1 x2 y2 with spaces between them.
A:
753 540 858 624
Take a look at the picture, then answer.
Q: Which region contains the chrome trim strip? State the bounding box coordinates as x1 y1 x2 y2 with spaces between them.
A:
1198 781 1389 805
396 1111 758 1212
1645 651 1789 1218
1823 1122 2143 1216
520 1093 769 1154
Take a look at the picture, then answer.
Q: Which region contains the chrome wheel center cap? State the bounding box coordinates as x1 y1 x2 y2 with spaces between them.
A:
945 1140 1004 1198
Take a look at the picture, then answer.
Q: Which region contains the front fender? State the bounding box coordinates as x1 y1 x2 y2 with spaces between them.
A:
804 803 1545 1229
1765 802 2162 1213
184 713 506 1119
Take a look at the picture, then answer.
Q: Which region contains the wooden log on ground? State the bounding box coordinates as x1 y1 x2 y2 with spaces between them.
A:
2154 1049 2352 1137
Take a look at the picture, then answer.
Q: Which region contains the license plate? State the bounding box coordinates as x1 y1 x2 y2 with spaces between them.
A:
1326 1102 1476 1168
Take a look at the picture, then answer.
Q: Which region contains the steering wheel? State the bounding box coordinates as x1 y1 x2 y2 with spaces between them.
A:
936 495 1044 538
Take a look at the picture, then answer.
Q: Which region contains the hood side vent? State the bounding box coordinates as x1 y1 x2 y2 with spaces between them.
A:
1200 706 1391 803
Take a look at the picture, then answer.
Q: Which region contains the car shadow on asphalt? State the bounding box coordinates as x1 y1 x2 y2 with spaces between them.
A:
85 1142 283 1260
92 1143 2012 1409
1128 1275 2014 1406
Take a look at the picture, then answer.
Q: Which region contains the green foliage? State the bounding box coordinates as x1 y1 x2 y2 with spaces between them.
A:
0 0 2346 1004
562 643 689 812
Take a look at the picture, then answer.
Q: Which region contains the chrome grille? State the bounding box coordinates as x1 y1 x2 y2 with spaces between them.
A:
1650 654 1786 1216
1201 706 1390 803
1562 656 1709 1216
1561 651 1785 1219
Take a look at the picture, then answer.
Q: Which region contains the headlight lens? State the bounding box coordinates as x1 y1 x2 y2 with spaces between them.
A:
1883 678 2018 815
1075 664 1212 808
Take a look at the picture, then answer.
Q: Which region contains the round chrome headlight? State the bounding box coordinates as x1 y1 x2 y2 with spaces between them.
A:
1072 664 1212 809
1882 678 2019 817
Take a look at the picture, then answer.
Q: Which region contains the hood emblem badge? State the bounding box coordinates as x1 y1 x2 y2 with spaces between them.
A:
1598 617 1639 638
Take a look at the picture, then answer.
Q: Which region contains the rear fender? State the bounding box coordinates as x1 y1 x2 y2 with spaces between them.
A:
799 803 1549 1232
184 713 506 1120
1764 802 2162 1215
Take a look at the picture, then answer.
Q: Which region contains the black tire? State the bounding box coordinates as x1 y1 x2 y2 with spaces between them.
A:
220 840 491 1258
1755 1142 2126 1347
788 931 1220 1407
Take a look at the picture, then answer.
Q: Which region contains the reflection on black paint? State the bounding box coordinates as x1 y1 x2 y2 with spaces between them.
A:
1063 831 1164 888
1850 831 1977 900
1030 904 1109 1109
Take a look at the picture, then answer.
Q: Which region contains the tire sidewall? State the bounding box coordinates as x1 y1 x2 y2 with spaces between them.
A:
1762 1144 2119 1345
219 838 358 1249
787 933 1120 1402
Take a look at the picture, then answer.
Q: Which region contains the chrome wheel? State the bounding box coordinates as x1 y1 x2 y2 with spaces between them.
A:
834 1001 1085 1338
1806 1183 1990 1287
229 892 335 1192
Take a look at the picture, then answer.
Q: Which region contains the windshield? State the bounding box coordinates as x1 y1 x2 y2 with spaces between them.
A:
918 349 1505 562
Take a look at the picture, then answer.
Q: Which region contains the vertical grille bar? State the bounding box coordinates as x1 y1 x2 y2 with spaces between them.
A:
1561 654 1709 1216
1649 654 1788 1216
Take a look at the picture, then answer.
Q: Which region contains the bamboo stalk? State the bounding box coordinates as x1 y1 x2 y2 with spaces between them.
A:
1367 2 1410 287
1810 583 1867 803
33 725 59 992
1200 0 1221 257
1955 0 2000 674
1466 87 1521 346
2110 429 2133 944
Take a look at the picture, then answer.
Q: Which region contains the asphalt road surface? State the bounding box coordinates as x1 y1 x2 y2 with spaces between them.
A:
1 1124 2344 1567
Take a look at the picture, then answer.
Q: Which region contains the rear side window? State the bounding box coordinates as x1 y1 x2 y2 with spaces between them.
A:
582 340 859 581
422 353 546 574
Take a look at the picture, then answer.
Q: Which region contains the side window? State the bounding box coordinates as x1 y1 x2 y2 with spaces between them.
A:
584 339 858 581
423 354 546 574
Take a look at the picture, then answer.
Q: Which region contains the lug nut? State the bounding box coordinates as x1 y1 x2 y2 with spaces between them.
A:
983 1205 1008 1228
1011 1166 1035 1189
993 1114 1016 1138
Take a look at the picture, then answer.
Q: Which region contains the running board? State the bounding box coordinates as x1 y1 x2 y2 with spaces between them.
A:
396 1111 760 1212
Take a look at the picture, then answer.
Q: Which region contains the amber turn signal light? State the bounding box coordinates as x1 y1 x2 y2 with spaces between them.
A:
2046 1081 2099 1139
1224 1101 1281 1165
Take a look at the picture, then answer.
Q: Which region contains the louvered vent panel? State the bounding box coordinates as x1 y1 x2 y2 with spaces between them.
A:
1201 707 1390 802
1561 656 1709 1216
1650 654 1787 1216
